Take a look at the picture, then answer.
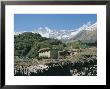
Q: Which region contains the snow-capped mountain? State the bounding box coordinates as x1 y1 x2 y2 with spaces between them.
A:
68 22 97 43
36 27 52 38
34 22 97 40
14 22 97 42
84 22 97 31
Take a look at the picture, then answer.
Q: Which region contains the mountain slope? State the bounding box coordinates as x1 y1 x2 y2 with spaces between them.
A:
69 22 97 43
71 29 97 43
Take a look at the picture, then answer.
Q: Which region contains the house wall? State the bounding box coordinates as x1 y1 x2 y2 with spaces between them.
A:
39 49 58 59
39 51 50 58
50 50 58 59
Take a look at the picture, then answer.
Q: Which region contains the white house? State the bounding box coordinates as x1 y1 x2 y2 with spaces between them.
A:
38 48 58 59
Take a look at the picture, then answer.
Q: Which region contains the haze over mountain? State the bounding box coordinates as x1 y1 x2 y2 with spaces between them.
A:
14 22 97 43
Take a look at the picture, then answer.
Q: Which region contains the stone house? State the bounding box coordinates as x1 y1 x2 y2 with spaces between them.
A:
38 48 58 59
58 49 78 59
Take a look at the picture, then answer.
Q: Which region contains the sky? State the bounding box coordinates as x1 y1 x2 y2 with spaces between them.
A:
14 14 97 32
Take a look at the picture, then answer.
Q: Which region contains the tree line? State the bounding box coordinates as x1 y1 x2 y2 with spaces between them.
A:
14 32 66 59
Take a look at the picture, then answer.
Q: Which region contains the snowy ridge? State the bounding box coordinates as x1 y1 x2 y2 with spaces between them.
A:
14 22 97 40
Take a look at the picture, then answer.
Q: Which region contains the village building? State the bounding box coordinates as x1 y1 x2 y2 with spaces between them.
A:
39 48 79 59
38 48 59 59
58 49 78 59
